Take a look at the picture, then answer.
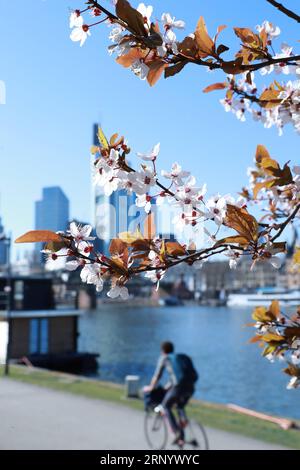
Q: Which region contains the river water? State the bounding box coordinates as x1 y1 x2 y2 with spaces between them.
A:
78 305 300 419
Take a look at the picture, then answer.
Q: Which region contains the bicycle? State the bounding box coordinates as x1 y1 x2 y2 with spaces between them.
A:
144 403 209 450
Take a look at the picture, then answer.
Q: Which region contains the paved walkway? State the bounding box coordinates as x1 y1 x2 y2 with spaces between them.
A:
0 378 287 450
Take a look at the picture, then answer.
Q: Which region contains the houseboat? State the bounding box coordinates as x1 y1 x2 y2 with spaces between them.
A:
0 275 98 373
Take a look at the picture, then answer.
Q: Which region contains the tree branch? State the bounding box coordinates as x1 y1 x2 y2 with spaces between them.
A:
271 202 300 242
130 246 230 275
266 0 300 23
86 0 300 76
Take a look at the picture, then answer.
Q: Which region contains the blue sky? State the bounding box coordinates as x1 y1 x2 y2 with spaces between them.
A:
0 0 299 257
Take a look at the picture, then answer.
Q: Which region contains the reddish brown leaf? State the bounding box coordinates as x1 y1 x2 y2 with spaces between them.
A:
253 145 293 196
116 48 146 67
147 60 168 86
252 306 268 322
225 204 259 242
203 82 228 93
217 44 229 55
262 332 285 343
215 24 227 43
109 238 127 256
165 241 186 256
255 144 271 163
249 335 263 343
44 240 70 252
178 36 199 59
234 27 260 46
110 133 119 145
214 235 250 247
259 88 282 108
165 60 188 79
15 230 62 244
116 0 147 37
148 22 163 46
222 57 244 74
283 363 300 377
284 327 300 338
268 300 281 319
195 16 214 56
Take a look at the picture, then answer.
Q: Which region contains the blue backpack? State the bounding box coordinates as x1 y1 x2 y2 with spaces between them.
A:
173 353 199 385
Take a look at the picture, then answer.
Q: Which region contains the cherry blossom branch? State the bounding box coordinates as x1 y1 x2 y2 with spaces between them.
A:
69 1 300 133
87 0 137 35
230 83 293 108
82 1 300 74
118 155 204 216
243 54 300 72
250 301 300 389
266 0 300 23
130 245 245 275
230 85 261 104
185 53 300 73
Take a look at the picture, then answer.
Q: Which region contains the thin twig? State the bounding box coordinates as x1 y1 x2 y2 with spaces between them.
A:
130 247 229 275
271 202 300 242
266 0 300 23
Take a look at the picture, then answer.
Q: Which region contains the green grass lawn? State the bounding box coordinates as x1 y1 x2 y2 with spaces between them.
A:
1 365 299 449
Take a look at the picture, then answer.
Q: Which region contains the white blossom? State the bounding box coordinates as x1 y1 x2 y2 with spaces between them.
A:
256 21 280 40
65 259 85 271
107 285 129 299
69 222 95 253
161 162 190 185
225 247 240 269
161 12 185 46
137 3 153 26
144 269 165 289
291 350 300 365
131 60 149 80
136 194 152 213
80 263 104 292
109 25 124 43
206 195 228 225
135 167 156 192
69 11 83 29
287 376 300 390
137 142 160 161
70 15 91 47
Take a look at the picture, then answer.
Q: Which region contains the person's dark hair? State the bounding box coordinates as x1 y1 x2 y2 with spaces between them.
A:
161 341 174 354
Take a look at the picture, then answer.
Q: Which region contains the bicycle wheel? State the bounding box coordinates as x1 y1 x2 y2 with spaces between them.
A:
144 409 168 450
183 420 209 450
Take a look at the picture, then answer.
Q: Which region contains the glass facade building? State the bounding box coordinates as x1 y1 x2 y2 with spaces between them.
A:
35 187 69 262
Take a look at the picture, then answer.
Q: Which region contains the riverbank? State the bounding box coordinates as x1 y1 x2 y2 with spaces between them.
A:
1 365 299 449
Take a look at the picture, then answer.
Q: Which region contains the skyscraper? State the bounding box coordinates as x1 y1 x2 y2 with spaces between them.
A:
35 187 69 262
0 217 7 266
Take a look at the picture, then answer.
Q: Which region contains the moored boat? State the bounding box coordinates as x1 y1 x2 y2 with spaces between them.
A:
227 288 300 307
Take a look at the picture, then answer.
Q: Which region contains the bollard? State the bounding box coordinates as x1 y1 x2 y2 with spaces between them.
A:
125 375 140 398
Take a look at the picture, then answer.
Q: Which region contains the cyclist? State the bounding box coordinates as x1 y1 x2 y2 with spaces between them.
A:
145 341 198 445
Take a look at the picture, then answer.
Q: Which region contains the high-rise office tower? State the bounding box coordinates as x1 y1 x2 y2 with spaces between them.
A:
34 187 69 263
